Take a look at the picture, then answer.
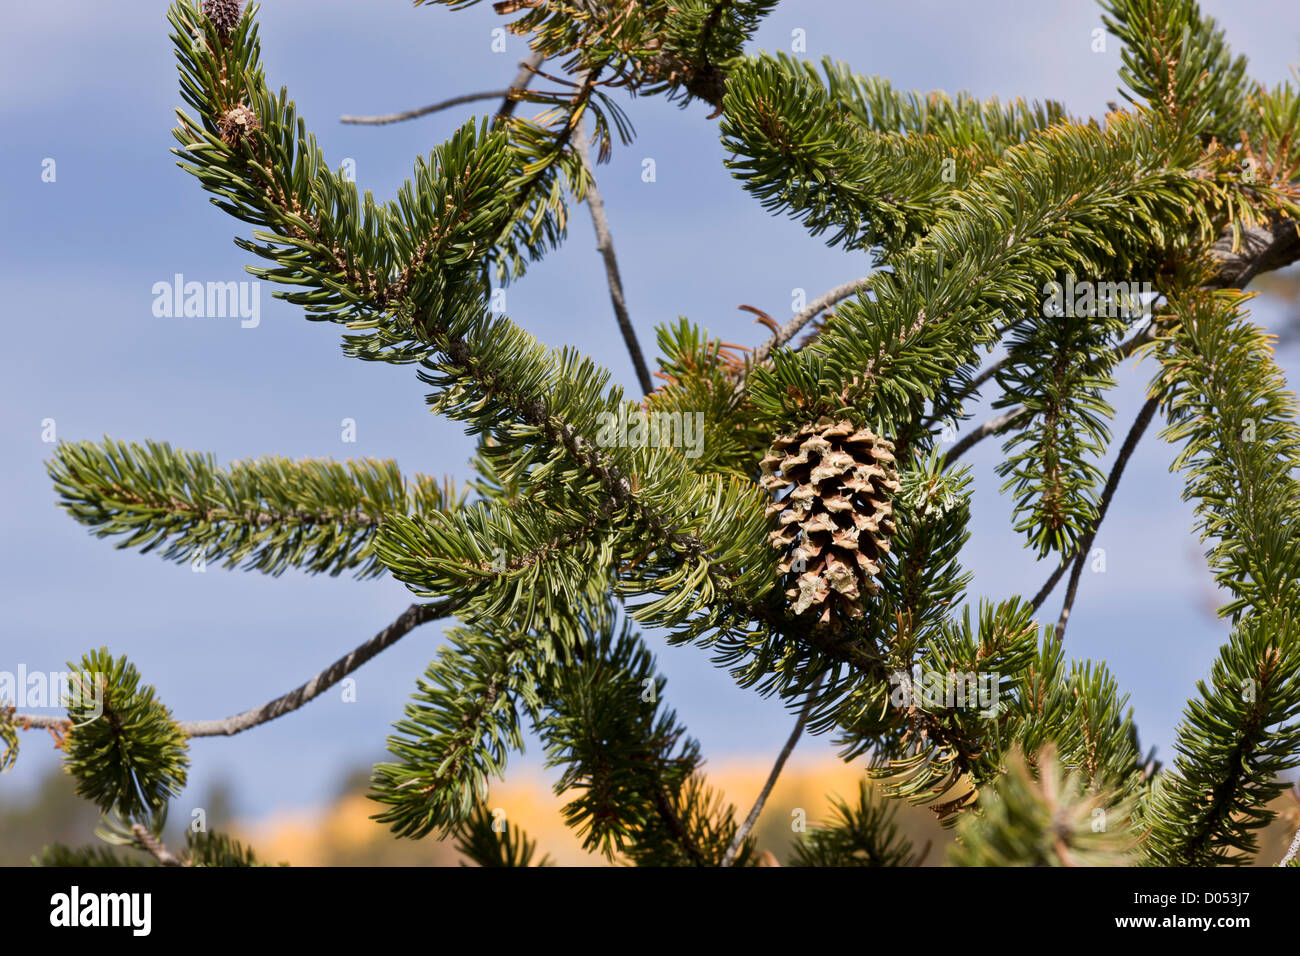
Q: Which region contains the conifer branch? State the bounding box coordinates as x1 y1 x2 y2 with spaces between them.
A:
747 113 1215 436
789 780 925 867
429 339 746 593
649 787 710 866
488 61 613 277
65 0 1293 870
1142 285 1300 865
1101 0 1252 141
371 615 544 839
48 440 454 579
60 651 190 823
949 745 1138 866
168 8 762 629
866 601 1044 817
537 616 749 865
451 803 553 866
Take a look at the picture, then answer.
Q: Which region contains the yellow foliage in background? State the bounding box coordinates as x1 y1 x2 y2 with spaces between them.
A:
236 757 951 867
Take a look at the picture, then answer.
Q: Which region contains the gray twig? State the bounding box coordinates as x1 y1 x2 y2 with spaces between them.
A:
1029 558 1071 614
721 675 825 866
944 407 1030 465
339 51 546 127
341 90 513 126
574 112 654 395
944 322 1157 466
183 600 454 736
1208 216 1300 289
1054 396 1158 638
496 51 546 124
132 824 182 867
15 601 454 739
733 278 872 395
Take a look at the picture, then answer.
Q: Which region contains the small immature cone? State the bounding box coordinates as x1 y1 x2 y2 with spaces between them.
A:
203 0 244 37
219 104 259 147
760 417 901 626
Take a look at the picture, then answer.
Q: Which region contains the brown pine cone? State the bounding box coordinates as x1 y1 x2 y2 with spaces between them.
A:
760 417 901 625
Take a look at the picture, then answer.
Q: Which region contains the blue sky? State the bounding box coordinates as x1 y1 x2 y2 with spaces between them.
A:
2 0 1299 822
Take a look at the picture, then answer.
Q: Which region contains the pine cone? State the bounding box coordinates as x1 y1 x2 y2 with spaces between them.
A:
760 417 901 625
219 104 259 147
203 0 244 37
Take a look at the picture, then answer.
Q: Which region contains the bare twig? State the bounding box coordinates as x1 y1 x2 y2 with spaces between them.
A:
573 112 654 395
132 824 182 866
721 675 825 866
732 278 872 395
9 713 70 734
495 51 547 125
340 51 547 127
341 90 514 126
1053 396 1158 638
183 600 455 737
943 322 1157 466
966 353 1011 397
16 601 455 739
944 407 1030 465
1029 558 1071 614
1207 216 1300 290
